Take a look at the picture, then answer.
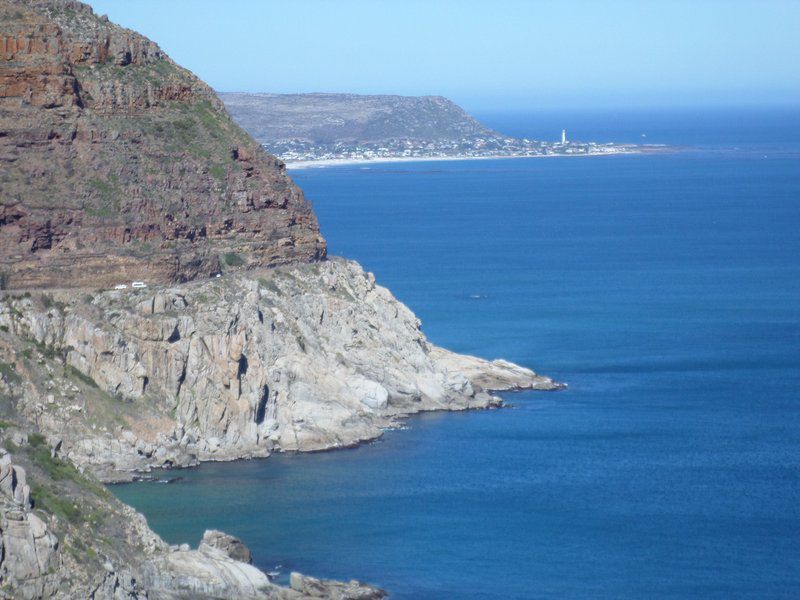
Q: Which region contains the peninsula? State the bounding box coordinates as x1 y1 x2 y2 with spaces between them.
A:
219 92 640 165
0 1 560 598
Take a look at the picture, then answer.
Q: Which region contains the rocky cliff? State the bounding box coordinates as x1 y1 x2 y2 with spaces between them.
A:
0 259 559 482
0 260 559 598
0 1 562 598
0 429 385 598
0 0 325 290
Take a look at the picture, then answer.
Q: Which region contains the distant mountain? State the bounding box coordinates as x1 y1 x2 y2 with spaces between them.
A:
217 92 635 164
218 92 505 146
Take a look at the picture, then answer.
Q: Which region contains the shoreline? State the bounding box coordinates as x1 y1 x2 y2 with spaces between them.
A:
285 146 669 170
107 379 565 485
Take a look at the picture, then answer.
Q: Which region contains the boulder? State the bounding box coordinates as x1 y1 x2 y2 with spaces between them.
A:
200 529 252 564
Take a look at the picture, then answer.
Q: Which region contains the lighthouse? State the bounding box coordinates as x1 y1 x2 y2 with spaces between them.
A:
561 129 567 144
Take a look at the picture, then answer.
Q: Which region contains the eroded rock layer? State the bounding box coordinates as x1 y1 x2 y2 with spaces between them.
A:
0 0 325 290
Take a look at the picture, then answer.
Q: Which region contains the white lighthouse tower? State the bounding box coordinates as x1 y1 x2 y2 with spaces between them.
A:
561 129 567 144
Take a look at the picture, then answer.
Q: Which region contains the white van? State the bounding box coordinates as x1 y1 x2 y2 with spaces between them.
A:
131 281 147 288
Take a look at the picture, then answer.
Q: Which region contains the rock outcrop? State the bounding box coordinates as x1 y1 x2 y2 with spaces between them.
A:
0 451 60 598
0 0 325 290
0 258 560 481
0 438 384 599
288 573 386 600
201 529 253 564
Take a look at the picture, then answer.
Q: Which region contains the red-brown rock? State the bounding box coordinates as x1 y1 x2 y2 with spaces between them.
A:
0 0 325 290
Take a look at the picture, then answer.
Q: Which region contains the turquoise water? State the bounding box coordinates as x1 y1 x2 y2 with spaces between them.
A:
113 109 800 598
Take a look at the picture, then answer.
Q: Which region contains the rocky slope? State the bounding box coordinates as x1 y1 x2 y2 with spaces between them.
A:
0 0 325 290
0 430 385 598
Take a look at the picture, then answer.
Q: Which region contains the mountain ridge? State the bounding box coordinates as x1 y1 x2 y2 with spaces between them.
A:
218 91 503 145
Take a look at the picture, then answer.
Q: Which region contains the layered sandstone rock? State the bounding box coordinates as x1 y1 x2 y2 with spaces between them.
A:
0 0 325 290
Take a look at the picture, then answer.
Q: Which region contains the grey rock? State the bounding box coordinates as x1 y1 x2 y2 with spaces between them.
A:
289 572 387 599
201 529 252 564
2 259 560 479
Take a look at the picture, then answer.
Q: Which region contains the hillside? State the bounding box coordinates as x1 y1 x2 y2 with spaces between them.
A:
218 92 635 163
218 92 503 145
0 1 324 290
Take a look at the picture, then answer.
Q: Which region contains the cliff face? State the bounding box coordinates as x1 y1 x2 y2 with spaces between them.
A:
0 0 325 290
0 259 559 482
0 260 557 598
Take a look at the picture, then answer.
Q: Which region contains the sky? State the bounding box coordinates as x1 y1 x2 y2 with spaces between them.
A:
85 0 800 111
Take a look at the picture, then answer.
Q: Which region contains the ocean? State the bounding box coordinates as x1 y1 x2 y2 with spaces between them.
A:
112 107 800 599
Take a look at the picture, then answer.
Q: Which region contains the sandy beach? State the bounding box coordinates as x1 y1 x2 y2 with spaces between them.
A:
284 148 651 170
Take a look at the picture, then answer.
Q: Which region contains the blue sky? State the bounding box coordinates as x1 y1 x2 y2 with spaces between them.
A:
86 0 799 110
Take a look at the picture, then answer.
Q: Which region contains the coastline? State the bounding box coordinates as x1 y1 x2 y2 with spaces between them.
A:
284 146 668 170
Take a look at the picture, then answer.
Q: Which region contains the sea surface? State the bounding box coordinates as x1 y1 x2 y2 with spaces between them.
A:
113 108 800 599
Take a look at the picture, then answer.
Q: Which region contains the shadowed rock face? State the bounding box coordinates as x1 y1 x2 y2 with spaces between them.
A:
0 0 325 290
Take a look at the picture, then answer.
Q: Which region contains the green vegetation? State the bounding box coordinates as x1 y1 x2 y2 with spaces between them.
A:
258 277 280 294
209 163 227 181
223 252 245 267
192 100 227 137
32 339 61 361
65 365 99 389
31 482 82 523
40 294 67 313
0 362 21 385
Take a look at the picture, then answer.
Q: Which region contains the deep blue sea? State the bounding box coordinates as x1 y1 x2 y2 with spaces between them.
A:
113 108 800 599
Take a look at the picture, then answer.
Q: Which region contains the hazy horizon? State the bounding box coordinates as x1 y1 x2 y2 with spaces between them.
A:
85 0 799 112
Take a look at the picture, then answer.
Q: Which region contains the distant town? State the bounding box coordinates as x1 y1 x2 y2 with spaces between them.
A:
266 130 639 164
217 93 644 165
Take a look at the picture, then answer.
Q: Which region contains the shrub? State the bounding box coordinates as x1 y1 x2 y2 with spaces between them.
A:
0 362 21 384
223 252 245 267
65 365 99 389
